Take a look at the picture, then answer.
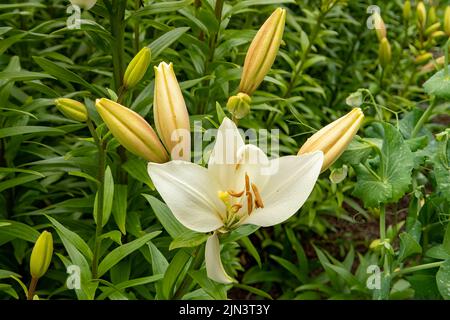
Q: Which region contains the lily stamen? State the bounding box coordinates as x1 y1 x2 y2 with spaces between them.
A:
246 192 253 215
251 183 264 208
228 190 244 197
231 204 243 213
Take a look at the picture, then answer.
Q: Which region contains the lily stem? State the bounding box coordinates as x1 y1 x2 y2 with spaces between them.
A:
394 261 444 276
411 96 436 138
110 0 126 91
87 119 106 279
27 276 38 300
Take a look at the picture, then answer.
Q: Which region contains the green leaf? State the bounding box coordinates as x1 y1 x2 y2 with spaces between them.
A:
46 215 93 262
423 66 450 99
112 184 127 235
97 231 160 277
353 122 414 207
0 70 54 81
148 27 190 59
97 274 164 300
240 237 261 268
169 231 210 250
189 269 229 300
130 0 193 19
142 194 190 239
162 249 192 299
0 175 42 192
0 220 40 242
103 166 114 227
148 242 169 299
0 126 64 138
436 259 450 300
122 158 154 189
398 232 422 262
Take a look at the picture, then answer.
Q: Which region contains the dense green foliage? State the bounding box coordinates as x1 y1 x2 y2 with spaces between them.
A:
0 0 449 300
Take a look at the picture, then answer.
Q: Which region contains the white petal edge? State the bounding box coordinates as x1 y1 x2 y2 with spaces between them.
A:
148 161 224 233
205 233 234 284
208 117 245 190
242 151 323 227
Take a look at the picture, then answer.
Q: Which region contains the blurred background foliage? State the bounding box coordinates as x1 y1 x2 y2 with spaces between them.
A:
0 0 449 300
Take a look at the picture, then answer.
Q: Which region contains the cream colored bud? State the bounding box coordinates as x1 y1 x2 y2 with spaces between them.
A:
379 37 391 69
30 231 53 279
239 8 286 95
95 98 169 163
153 62 191 161
123 47 151 89
55 98 88 122
298 108 364 172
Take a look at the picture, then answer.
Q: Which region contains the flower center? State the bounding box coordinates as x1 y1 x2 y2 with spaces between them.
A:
217 173 264 231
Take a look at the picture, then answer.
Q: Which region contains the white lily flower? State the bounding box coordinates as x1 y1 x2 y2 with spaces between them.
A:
147 118 323 284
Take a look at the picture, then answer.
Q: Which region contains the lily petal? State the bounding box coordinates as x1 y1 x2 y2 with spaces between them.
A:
233 144 270 192
205 233 234 284
243 151 323 227
208 118 245 190
148 161 225 232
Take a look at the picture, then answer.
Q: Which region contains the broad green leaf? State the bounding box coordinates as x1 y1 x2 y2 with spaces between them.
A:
97 231 160 277
169 231 210 250
0 220 39 242
46 215 93 262
122 158 154 189
148 242 169 299
112 184 127 234
189 269 229 300
398 232 422 262
0 126 64 138
162 249 192 299
97 274 164 300
436 259 450 300
148 27 190 59
423 66 450 99
0 175 42 192
353 122 414 208
142 194 190 239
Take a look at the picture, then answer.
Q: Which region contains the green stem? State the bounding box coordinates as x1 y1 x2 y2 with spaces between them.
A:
411 96 436 138
27 277 38 300
87 120 106 279
110 0 126 91
133 0 141 54
394 261 444 276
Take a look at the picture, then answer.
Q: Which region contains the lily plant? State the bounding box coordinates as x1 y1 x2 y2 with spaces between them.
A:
147 118 323 283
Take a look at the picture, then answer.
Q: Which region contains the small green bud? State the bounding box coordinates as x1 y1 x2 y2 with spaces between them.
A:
379 37 391 69
55 98 88 122
30 231 53 279
226 93 251 120
123 47 151 89
403 1 411 21
345 91 363 108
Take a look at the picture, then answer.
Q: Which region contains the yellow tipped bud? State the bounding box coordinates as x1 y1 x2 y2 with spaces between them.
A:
30 231 53 279
424 22 441 36
226 93 251 120
373 13 386 41
415 52 433 64
298 108 364 172
417 2 426 28
54 98 88 122
379 37 391 69
369 239 381 250
444 7 450 36
123 47 151 89
239 8 286 95
403 1 411 21
431 30 446 39
153 62 191 161
95 98 169 163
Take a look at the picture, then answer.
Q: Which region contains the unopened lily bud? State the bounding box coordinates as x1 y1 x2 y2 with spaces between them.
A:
153 62 191 161
96 98 169 163
30 231 53 279
424 22 441 36
69 0 97 10
373 13 386 41
55 98 88 122
239 8 286 95
379 37 391 69
421 55 445 73
298 108 364 172
431 31 446 39
444 7 450 36
226 93 251 119
417 2 426 28
403 1 411 20
415 52 433 64
427 6 437 25
123 47 151 89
